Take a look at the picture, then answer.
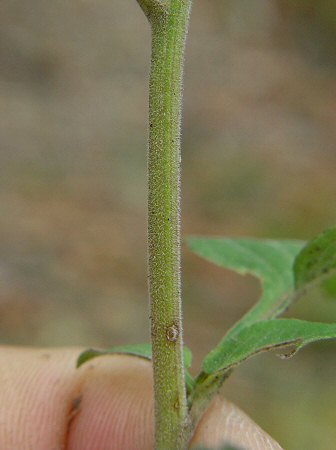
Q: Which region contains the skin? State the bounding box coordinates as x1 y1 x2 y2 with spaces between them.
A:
0 347 283 450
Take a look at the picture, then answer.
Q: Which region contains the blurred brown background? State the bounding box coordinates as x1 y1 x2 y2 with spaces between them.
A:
1 1 336 448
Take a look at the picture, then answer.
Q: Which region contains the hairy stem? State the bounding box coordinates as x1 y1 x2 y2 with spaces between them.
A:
136 0 192 448
136 0 168 21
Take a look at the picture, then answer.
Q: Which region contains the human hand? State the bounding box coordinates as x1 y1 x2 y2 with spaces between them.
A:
0 347 282 450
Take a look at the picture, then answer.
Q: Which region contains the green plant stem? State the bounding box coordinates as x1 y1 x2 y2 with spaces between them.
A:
136 0 192 448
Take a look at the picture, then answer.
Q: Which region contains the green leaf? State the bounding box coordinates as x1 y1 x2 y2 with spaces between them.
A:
202 318 336 374
77 344 194 391
294 226 336 296
77 343 153 367
187 237 304 335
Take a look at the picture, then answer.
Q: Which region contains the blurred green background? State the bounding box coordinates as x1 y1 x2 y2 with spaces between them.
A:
1 1 336 448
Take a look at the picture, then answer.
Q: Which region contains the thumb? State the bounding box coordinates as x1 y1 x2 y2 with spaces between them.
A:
0 347 282 450
189 396 283 450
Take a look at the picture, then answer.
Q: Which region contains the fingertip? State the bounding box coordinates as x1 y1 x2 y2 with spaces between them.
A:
0 348 155 450
67 355 154 450
0 347 83 450
190 396 283 450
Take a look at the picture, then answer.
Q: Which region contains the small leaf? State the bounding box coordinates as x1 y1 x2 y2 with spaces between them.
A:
77 344 194 390
77 343 153 367
294 226 336 295
187 237 304 335
202 319 336 374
